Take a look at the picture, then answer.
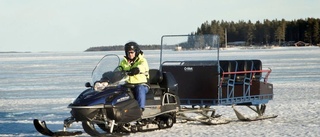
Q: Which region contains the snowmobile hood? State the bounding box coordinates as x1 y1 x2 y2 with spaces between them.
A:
70 87 125 107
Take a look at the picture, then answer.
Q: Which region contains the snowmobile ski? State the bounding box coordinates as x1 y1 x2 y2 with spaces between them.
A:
33 119 82 136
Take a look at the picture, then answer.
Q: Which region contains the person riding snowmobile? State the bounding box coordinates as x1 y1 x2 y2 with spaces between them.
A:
120 41 149 111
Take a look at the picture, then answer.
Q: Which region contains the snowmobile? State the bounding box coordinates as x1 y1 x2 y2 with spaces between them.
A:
34 54 180 136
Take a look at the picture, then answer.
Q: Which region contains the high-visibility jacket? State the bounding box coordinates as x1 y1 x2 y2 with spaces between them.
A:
120 54 149 84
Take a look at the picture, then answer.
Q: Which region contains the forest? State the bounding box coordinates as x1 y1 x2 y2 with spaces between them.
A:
85 18 320 51
195 18 320 46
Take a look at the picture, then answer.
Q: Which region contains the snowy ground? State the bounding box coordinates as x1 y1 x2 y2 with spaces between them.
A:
0 47 319 136
132 82 320 137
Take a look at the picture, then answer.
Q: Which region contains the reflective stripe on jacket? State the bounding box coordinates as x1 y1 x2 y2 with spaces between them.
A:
120 54 149 84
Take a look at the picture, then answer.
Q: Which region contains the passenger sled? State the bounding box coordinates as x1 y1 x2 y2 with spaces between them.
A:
159 34 276 124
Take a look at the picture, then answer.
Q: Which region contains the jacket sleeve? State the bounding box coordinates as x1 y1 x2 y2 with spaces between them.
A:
120 59 131 71
136 57 149 74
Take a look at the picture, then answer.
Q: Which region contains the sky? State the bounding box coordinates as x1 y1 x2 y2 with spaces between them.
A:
0 0 319 52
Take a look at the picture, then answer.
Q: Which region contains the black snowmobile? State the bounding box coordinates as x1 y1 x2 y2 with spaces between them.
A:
34 54 180 136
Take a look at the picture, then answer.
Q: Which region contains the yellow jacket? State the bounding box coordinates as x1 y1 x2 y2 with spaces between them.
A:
120 54 149 84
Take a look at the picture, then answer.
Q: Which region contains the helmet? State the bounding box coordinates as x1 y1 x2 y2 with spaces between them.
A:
124 41 141 57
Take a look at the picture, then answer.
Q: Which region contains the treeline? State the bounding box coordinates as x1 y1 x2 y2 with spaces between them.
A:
85 45 160 51
195 18 320 46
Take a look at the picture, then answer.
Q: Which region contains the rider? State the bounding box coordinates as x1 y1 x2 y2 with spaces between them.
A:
120 41 149 112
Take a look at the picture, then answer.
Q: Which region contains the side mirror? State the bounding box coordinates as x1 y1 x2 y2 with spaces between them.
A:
85 82 92 87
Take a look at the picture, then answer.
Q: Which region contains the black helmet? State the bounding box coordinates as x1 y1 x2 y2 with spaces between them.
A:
124 41 141 57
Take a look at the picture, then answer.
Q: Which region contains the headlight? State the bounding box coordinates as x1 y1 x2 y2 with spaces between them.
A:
94 81 109 92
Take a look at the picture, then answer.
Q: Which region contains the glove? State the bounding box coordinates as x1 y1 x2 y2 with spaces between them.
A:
128 67 140 76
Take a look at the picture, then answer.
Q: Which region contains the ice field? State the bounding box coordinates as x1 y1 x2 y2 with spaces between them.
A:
0 46 319 136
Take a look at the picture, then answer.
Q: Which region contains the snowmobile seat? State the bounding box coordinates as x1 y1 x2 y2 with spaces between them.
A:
146 69 164 100
148 69 163 89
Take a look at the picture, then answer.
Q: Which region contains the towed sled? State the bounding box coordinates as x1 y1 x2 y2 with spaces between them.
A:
159 34 277 124
34 54 180 136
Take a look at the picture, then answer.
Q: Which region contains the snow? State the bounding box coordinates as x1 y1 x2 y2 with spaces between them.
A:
0 47 319 136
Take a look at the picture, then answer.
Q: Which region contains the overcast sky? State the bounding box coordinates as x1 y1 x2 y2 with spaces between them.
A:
0 0 319 52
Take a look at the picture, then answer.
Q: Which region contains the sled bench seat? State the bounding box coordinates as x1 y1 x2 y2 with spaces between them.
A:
220 60 262 85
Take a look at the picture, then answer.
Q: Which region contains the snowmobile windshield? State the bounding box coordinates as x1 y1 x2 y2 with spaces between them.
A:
91 54 128 88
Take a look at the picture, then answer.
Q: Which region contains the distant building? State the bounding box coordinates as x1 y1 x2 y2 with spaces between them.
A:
227 41 246 46
294 41 309 47
174 46 182 51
